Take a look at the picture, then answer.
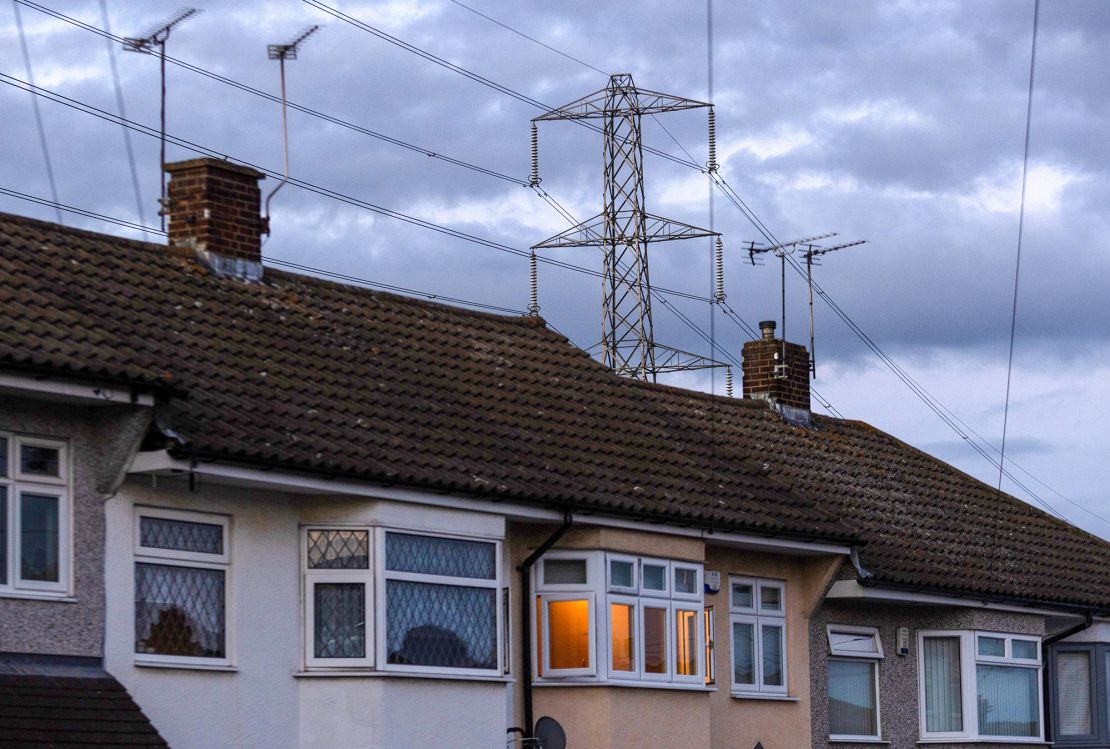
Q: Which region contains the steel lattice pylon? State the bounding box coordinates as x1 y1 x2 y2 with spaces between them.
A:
532 74 720 381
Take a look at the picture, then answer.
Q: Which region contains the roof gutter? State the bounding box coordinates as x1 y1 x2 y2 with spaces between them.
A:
518 511 573 741
856 576 1109 618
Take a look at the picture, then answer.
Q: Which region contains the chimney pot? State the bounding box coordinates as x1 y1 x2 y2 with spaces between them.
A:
759 320 776 340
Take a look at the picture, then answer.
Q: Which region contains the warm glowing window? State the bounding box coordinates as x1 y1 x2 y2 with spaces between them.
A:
676 608 699 677
610 600 635 673
534 551 704 686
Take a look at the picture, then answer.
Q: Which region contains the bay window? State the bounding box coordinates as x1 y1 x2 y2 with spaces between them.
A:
0 434 70 596
827 625 883 741
534 551 707 687
303 527 503 676
729 576 787 696
134 507 230 665
918 630 1043 741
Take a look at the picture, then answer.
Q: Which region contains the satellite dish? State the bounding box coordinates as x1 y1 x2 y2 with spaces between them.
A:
534 716 566 749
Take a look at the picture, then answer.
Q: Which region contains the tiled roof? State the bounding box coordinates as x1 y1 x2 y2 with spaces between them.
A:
2 212 1109 611
0 655 167 748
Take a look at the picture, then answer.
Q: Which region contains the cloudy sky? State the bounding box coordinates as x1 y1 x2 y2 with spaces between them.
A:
3 0 1109 539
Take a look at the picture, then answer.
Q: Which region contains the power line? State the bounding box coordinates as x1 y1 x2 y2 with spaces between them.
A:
11 0 62 224
13 0 529 188
0 186 531 316
0 185 161 235
97 0 147 240
448 0 607 77
0 73 713 305
299 0 701 171
999 0 1040 493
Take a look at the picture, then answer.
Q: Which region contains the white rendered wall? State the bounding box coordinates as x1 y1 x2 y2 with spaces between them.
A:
105 476 507 749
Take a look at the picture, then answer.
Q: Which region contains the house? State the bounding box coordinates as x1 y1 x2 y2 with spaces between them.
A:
0 157 1107 748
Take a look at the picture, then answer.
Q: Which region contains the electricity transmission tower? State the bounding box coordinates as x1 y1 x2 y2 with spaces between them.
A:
531 73 721 382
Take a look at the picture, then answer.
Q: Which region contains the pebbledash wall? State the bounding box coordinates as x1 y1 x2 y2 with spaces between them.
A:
0 395 150 657
103 476 508 749
809 591 1048 749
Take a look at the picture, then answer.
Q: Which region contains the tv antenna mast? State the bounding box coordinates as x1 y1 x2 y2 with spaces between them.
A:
530 73 724 382
124 8 199 232
801 238 866 377
264 25 321 228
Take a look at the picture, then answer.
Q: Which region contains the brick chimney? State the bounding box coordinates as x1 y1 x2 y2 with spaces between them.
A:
741 320 811 413
164 158 266 280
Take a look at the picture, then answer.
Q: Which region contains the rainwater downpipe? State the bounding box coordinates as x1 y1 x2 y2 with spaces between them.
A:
519 511 573 740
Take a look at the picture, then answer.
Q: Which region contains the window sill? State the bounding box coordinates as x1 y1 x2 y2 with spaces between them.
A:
831 739 888 745
917 740 1051 745
293 670 513 683
0 590 75 602
533 680 714 692
730 691 799 701
134 659 237 673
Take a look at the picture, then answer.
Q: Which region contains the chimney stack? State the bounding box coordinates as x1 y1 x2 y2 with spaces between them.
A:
164 158 266 281
741 320 811 413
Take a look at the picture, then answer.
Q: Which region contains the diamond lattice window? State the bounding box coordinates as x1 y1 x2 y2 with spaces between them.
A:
135 562 226 657
385 532 495 579
385 581 496 669
140 516 223 555
308 530 369 569
314 582 366 658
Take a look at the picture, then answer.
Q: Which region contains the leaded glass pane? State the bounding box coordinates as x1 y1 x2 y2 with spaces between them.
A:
140 516 223 555
20 493 58 582
977 664 1039 737
19 445 59 477
386 580 496 669
314 583 365 658
386 533 495 579
307 530 368 569
135 562 225 657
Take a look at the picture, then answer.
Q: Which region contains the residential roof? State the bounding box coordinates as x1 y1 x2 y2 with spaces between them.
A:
0 654 168 748
2 211 1108 612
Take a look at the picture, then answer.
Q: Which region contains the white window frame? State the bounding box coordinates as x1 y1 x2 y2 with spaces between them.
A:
827 624 883 741
0 434 71 597
538 592 597 678
828 624 884 658
375 528 503 677
729 576 788 696
606 552 638 595
303 527 373 669
534 550 706 688
605 594 640 680
639 557 671 598
917 630 1045 743
133 506 232 669
672 562 702 601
